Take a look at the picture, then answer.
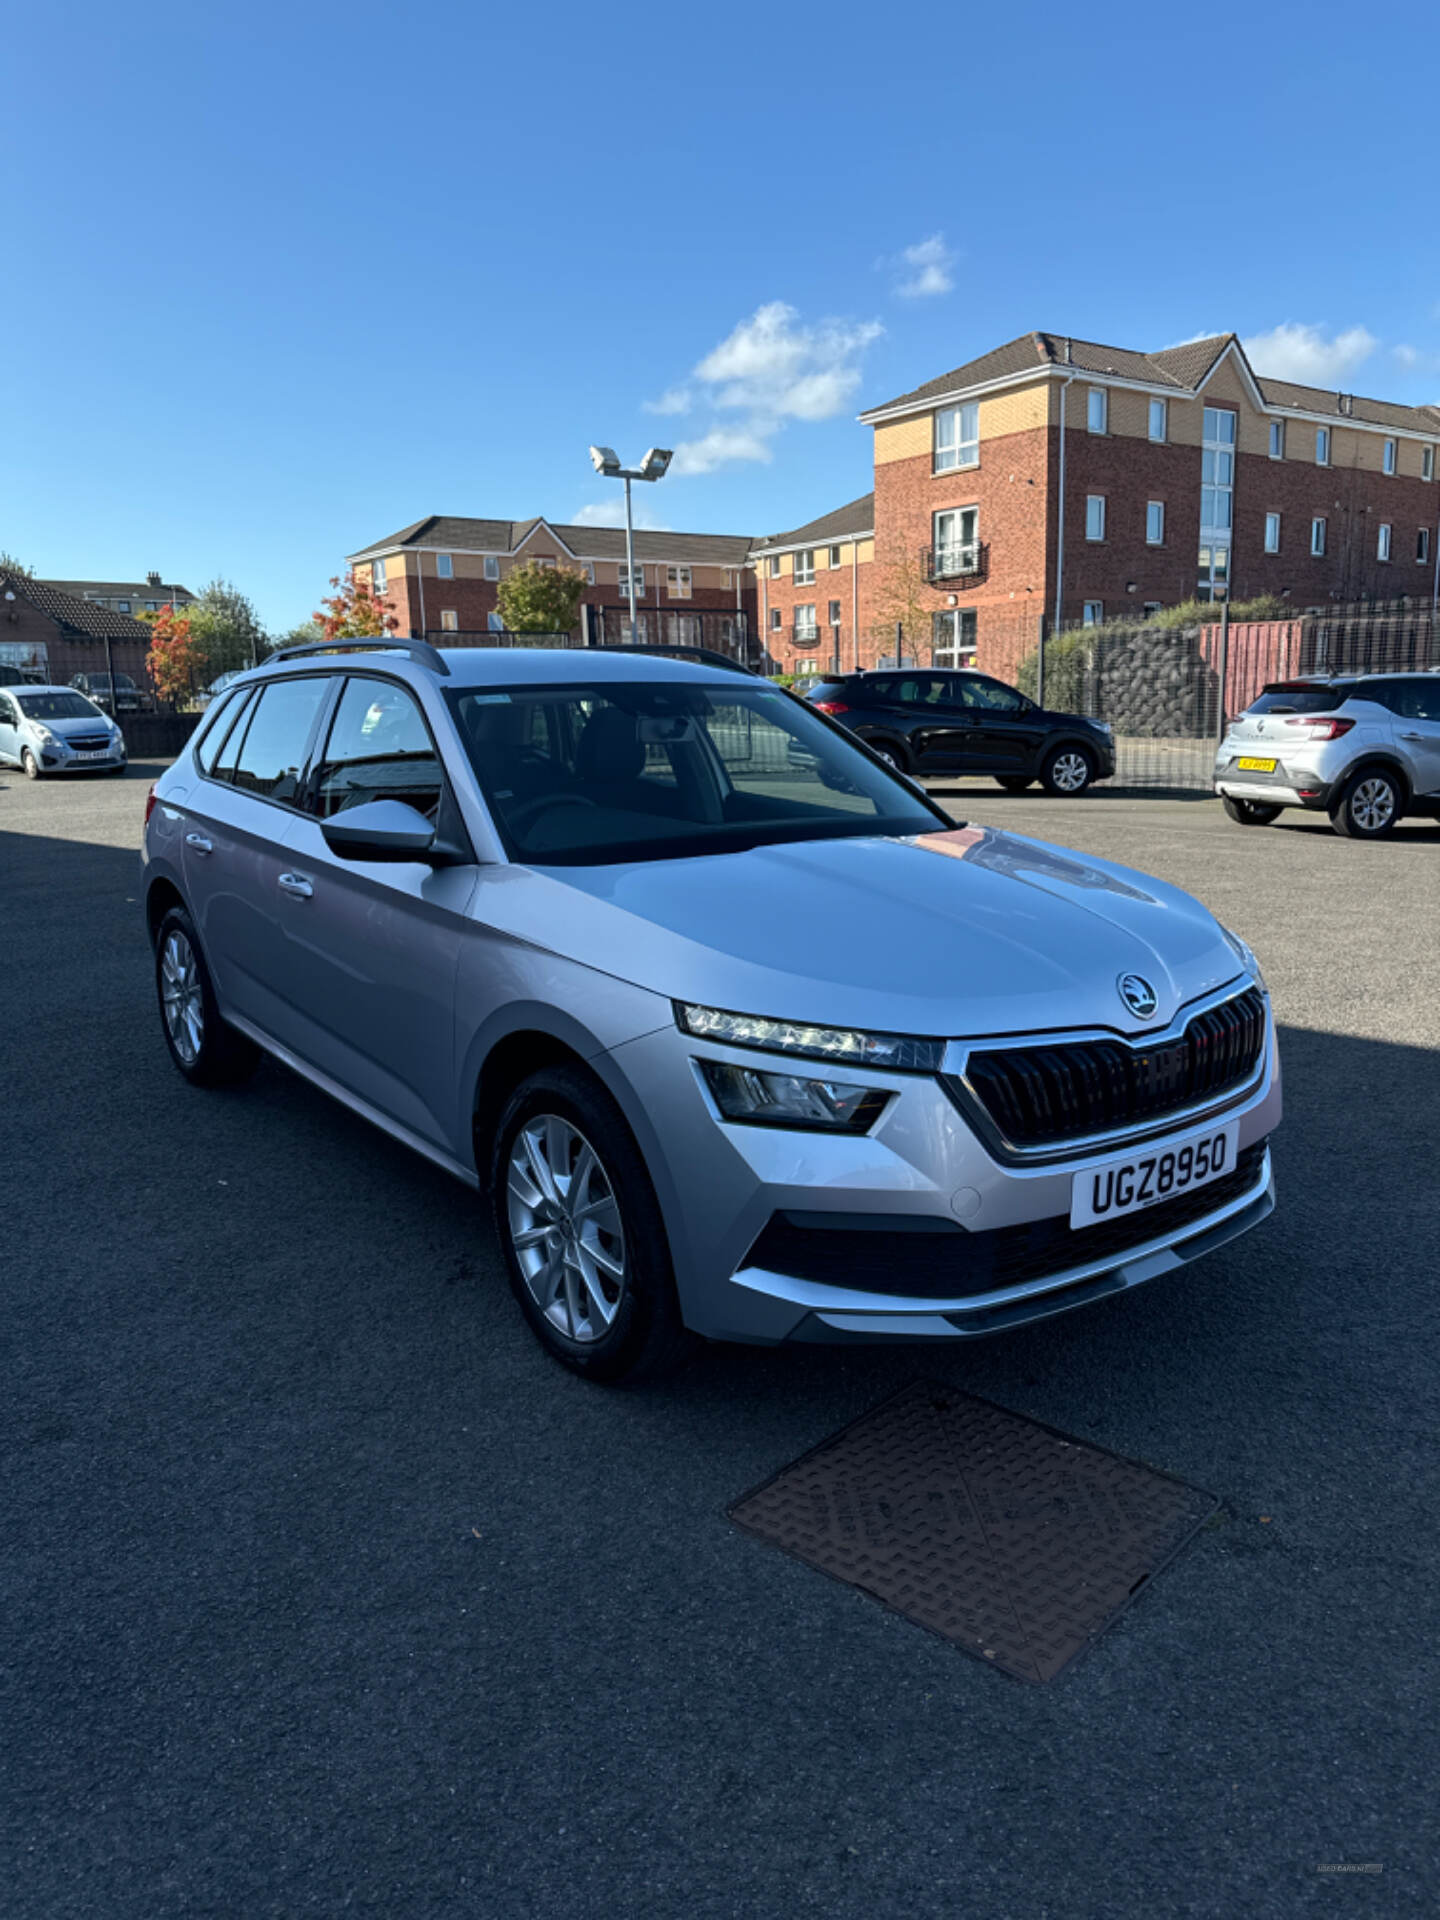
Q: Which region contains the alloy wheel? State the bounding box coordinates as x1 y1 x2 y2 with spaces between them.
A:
1050 751 1090 793
160 929 204 1065
1350 777 1396 833
506 1115 627 1343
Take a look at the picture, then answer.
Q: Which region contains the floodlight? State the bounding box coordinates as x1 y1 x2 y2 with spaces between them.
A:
641 448 673 481
590 445 621 476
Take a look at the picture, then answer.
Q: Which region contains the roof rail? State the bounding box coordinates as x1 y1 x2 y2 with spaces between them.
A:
588 643 756 675
265 638 451 677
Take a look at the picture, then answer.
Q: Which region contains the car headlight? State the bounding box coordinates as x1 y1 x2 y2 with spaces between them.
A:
1221 925 1264 985
675 1002 944 1072
30 725 57 746
698 1058 890 1133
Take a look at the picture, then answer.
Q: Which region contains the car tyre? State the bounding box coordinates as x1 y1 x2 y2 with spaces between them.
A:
995 775 1034 792
21 749 41 780
1222 796 1282 826
154 906 261 1087
1039 743 1095 796
863 737 909 773
1330 768 1401 840
491 1064 695 1385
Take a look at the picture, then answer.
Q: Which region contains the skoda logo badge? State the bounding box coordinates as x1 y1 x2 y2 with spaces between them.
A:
1118 973 1158 1019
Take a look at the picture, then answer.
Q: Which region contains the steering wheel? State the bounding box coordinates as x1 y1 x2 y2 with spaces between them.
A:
508 792 598 829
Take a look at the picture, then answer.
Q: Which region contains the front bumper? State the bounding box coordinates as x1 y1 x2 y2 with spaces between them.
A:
605 992 1281 1345
39 743 127 772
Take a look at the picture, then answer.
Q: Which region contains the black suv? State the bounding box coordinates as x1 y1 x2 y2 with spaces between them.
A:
808 669 1115 794
70 671 154 715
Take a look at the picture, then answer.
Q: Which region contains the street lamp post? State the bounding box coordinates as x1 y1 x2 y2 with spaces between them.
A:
589 445 673 644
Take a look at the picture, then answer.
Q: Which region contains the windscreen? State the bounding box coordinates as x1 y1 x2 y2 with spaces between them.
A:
445 679 944 865
18 692 103 720
1246 684 1343 715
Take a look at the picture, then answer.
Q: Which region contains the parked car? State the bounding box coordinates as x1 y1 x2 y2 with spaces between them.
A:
141 641 1278 1382
196 669 246 711
0 665 47 687
0 685 127 777
806 668 1115 794
1214 673 1440 839
70 670 154 715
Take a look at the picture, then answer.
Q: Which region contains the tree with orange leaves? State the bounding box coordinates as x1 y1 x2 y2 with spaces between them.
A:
146 605 204 707
314 571 399 642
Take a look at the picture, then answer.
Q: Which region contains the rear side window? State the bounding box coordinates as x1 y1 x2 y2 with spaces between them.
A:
230 677 331 804
1388 677 1440 721
194 688 248 770
312 677 443 821
1246 684 1343 715
957 676 1024 712
208 689 257 778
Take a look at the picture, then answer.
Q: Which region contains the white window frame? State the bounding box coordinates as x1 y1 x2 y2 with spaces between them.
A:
1269 420 1285 460
769 607 782 630
1082 600 1104 626
1316 426 1330 467
934 401 979 472
439 609 459 632
618 563 645 594
767 556 781 578
371 560 387 592
1418 527 1432 565
793 603 818 639
828 599 842 626
581 562 596 585
1146 500 1165 546
1378 523 1392 562
483 555 500 581
665 565 692 599
436 552 454 579
1424 446 1435 482
793 550 815 585
1087 387 1108 434
1311 517 1327 557
828 544 842 568
1264 512 1281 554
487 611 504 632
1148 398 1167 443
1085 495 1106 542
117 599 131 613
932 506 979 574
1383 438 1397 476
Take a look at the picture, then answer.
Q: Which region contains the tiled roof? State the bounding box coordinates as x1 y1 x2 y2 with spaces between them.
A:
862 330 1440 435
752 493 875 554
349 514 756 567
2 573 154 639
39 578 194 601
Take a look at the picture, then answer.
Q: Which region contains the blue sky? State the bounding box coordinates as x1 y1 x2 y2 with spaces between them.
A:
5 0 1438 632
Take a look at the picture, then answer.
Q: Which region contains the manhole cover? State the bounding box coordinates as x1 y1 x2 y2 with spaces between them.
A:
728 1381 1217 1683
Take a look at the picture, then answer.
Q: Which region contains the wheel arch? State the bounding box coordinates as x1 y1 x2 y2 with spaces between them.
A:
1339 753 1412 807
144 875 187 949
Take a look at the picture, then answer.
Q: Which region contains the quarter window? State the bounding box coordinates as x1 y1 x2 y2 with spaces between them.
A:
1311 517 1327 556
1087 388 1108 434
313 677 442 822
1316 427 1330 466
1146 500 1165 545
934 402 979 471
1085 495 1106 542
1264 512 1281 554
229 677 330 804
436 553 454 578
1148 398 1167 443
1378 523 1392 562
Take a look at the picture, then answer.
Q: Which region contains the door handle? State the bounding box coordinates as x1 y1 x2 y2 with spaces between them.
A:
1400 731 1427 740
278 873 313 900
185 833 213 855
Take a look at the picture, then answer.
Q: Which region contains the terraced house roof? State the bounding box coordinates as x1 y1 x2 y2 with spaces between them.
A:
752 494 875 555
349 515 757 567
1 573 154 639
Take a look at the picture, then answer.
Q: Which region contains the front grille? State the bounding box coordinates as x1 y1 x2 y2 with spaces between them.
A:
68 735 112 752
744 1140 1269 1302
954 987 1266 1149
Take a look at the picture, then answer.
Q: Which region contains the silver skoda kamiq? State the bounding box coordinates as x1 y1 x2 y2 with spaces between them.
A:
141 642 1281 1382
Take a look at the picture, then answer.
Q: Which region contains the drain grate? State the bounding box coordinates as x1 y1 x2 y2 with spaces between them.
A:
728 1381 1217 1683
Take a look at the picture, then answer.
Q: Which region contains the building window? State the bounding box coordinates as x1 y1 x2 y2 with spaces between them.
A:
1142 601 1162 616
1202 407 1236 541
1085 495 1106 542
793 550 815 585
828 599 842 626
763 556 779 578
1082 601 1104 626
1424 446 1435 481
828 544 842 568
372 560 387 593
1378 523 1392 562
483 555 500 580
1383 438 1397 476
1146 500 1165 546
934 401 979 472
1316 426 1330 466
436 553 454 578
618 564 645 594
932 609 977 667
532 556 555 571
1148 398 1167 443
439 609 459 632
770 607 782 630
1264 512 1281 554
794 604 818 639
1197 544 1230 601
933 506 979 573
666 566 692 599
1087 388 1108 434
1311 517 1327 556
487 611 504 632
1269 420 1285 459
1419 527 1432 564
117 600 131 613
145 601 159 611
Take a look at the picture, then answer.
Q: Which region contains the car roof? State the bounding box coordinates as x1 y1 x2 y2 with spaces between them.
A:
10 684 94 697
245 644 752 691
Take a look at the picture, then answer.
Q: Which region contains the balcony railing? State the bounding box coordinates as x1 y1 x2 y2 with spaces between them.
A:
923 540 988 584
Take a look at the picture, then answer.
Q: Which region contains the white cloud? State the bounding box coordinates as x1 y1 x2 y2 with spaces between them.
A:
643 387 692 416
1392 344 1420 369
570 499 672 530
1242 322 1377 385
668 428 775 477
892 233 955 299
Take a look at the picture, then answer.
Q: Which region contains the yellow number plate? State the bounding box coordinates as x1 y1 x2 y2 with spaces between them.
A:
1236 756 1277 772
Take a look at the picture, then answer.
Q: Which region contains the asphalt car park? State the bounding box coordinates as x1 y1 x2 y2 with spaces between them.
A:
3 762 1438 1916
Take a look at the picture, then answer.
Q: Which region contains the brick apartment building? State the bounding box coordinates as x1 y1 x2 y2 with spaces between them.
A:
792 331 1440 672
0 572 155 686
750 495 874 677
347 515 757 648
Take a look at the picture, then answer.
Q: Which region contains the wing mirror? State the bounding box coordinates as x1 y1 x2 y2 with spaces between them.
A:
320 799 438 862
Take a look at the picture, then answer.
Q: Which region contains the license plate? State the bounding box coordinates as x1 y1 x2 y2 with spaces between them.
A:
77 749 112 760
1235 756 1277 772
1070 1121 1241 1229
